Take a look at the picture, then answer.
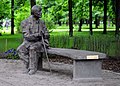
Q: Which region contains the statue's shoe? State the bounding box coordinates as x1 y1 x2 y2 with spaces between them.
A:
23 69 30 74
28 69 37 75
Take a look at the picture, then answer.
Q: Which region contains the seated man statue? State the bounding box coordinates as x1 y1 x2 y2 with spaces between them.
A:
17 5 49 75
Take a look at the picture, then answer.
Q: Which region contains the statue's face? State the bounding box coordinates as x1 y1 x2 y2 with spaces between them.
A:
33 9 42 19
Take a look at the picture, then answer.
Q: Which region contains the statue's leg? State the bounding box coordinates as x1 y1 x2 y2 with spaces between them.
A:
17 45 29 73
18 52 29 68
28 46 39 75
37 52 43 70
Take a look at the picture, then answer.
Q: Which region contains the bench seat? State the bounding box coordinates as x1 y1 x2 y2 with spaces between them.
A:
47 48 106 60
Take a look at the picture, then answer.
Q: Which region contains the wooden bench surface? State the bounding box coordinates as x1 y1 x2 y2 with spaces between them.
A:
47 48 106 60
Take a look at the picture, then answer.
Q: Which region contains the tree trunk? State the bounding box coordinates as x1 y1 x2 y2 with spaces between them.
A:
11 0 14 35
30 0 36 14
30 0 36 9
108 16 110 27
103 0 107 34
115 0 120 36
86 19 89 26
58 16 62 26
95 15 100 29
78 19 83 32
58 21 62 26
68 0 73 37
89 0 92 35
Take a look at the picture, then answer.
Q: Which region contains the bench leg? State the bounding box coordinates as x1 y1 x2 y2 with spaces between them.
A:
73 60 103 82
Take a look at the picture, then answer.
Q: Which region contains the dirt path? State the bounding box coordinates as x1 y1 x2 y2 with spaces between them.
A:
0 59 120 86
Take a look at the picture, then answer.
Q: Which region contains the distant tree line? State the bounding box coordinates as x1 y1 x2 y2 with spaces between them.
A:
0 0 119 36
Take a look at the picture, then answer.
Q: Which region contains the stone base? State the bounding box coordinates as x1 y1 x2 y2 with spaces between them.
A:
73 78 103 83
73 60 102 82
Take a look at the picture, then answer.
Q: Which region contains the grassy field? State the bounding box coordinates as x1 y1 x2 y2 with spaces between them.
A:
0 24 119 58
0 34 22 52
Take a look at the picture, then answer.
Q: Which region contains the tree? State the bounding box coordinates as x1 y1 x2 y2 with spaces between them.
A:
11 0 14 35
103 0 107 34
68 0 73 37
0 0 11 35
92 1 103 29
89 0 92 35
30 0 36 10
14 0 30 33
0 0 11 20
73 0 89 32
38 0 68 30
115 0 120 36
1 0 116 35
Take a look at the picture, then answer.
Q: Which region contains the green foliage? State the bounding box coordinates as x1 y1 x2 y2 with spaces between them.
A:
39 0 68 26
5 54 19 59
0 0 116 33
41 8 56 30
73 0 89 22
14 0 30 33
0 0 11 19
0 34 22 52
39 0 115 25
0 38 22 52
4 48 19 59
50 32 120 58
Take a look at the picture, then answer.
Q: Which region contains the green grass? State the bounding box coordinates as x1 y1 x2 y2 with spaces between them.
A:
50 30 120 58
54 24 116 32
0 34 22 52
50 31 119 56
0 24 119 58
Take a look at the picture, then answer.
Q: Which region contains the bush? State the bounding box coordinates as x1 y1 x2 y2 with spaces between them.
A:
50 34 120 58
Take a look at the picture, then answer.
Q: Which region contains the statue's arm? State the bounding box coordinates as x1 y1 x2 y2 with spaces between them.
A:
21 21 40 42
23 31 40 42
42 21 50 39
41 21 50 48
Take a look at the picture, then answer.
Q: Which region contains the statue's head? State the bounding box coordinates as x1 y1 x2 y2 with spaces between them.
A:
31 5 42 19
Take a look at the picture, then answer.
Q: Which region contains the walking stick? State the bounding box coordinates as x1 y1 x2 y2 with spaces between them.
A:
41 36 52 73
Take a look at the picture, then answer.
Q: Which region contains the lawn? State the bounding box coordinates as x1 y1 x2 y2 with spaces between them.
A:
0 24 119 58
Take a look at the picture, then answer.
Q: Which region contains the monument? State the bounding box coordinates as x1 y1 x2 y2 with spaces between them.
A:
17 5 49 75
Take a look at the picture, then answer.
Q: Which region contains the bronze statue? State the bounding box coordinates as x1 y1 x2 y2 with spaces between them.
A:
17 5 49 75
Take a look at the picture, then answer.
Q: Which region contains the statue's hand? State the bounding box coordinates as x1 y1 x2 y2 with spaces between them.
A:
35 33 42 40
34 33 41 37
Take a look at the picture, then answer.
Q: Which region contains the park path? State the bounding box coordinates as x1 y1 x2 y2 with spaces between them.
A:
0 59 120 86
